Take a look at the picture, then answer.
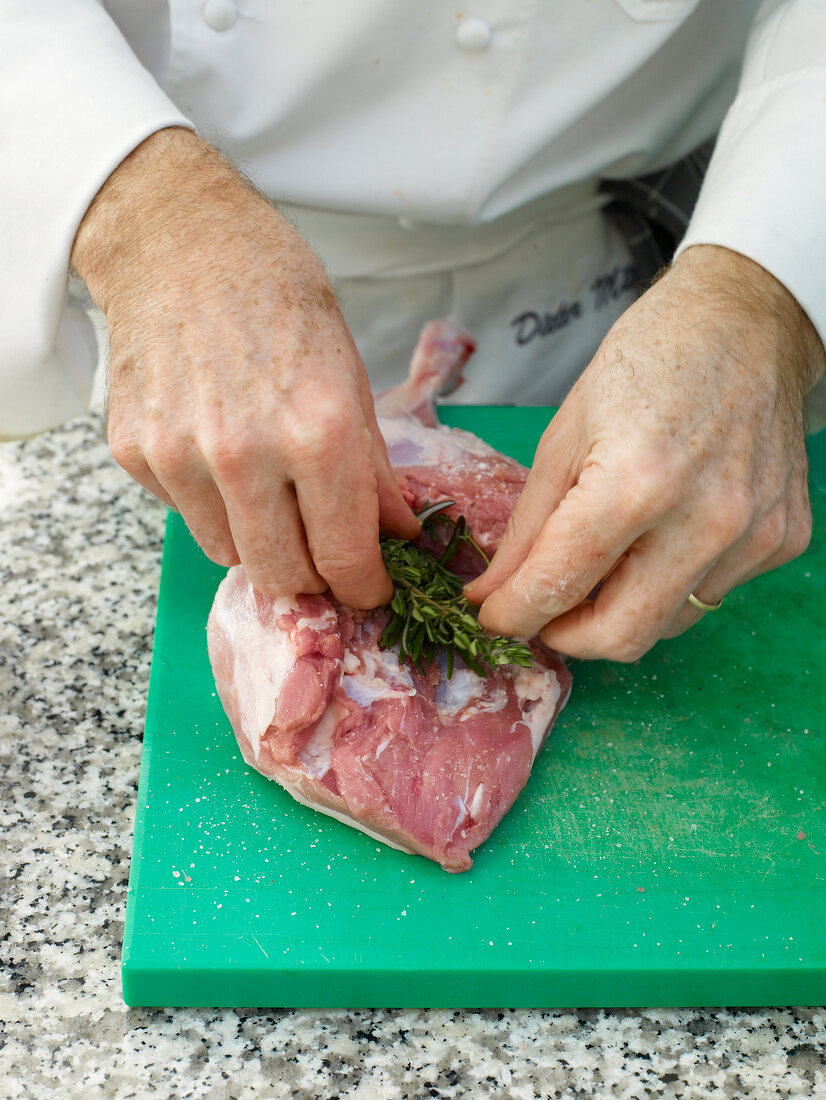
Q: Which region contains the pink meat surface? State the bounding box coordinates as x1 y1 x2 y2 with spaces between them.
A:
207 320 572 871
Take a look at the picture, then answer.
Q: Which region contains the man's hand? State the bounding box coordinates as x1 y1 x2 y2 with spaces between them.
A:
467 245 826 661
71 128 419 607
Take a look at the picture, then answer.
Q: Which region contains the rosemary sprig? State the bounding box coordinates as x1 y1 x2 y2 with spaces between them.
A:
379 502 534 678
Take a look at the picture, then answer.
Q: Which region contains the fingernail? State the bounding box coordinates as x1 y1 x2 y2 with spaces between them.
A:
463 576 483 600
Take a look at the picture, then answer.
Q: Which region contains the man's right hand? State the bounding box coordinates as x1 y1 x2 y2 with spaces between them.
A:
70 128 419 607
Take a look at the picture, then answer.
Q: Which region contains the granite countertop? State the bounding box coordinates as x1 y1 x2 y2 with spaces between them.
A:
2 415 825 1100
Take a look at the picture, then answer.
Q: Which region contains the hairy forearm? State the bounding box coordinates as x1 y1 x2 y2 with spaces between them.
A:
70 128 219 308
674 245 826 406
69 127 325 323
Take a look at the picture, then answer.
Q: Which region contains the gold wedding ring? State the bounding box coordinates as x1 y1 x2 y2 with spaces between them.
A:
687 591 724 612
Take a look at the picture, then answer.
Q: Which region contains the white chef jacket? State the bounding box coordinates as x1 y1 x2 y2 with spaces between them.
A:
1 0 825 436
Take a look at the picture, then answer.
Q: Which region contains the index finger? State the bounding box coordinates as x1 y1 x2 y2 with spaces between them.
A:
294 422 396 609
476 467 667 640
465 409 580 605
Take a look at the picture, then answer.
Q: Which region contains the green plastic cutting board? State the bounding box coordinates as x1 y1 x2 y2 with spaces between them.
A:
122 407 826 1008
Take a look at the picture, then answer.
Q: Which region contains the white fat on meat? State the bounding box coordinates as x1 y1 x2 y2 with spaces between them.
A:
469 783 488 819
341 645 416 707
433 664 507 721
209 572 337 760
296 704 340 778
379 415 498 468
512 663 564 759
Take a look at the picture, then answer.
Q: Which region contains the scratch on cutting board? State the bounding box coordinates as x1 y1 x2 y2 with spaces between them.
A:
252 934 269 959
731 793 781 833
760 857 778 884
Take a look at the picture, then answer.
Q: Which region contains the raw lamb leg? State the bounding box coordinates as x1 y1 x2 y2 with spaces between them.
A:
207 320 572 872
375 320 536 568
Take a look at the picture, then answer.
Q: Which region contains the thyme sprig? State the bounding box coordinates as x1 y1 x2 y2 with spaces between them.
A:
379 501 534 678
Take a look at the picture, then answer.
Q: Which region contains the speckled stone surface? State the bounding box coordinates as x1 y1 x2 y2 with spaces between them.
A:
2 415 826 1100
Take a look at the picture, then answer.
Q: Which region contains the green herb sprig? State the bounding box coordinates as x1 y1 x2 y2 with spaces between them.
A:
379 501 535 679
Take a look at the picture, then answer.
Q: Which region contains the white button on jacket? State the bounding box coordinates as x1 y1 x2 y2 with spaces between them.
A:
202 0 238 32
455 18 492 51
1 0 825 434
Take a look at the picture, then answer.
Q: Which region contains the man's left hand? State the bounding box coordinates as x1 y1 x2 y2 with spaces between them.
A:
466 245 826 661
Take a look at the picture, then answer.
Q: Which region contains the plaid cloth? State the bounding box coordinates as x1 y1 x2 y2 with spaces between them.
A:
600 139 716 285
600 139 826 433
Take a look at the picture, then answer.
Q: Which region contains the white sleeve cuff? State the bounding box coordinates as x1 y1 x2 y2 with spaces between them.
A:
0 0 194 437
674 70 826 357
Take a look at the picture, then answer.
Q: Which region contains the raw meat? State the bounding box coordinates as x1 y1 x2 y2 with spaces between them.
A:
207 320 572 871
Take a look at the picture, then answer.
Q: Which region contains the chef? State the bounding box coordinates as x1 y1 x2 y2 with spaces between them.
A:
3 0 825 660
